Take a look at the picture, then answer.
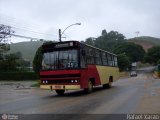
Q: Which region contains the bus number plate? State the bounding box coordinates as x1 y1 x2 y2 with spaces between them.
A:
55 85 61 89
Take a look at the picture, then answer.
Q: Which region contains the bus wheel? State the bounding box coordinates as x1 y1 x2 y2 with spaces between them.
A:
103 84 108 89
103 80 112 89
55 90 65 95
84 80 93 94
107 81 112 88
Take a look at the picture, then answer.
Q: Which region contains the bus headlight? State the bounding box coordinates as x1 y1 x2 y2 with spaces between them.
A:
42 80 48 84
71 80 74 83
75 80 78 83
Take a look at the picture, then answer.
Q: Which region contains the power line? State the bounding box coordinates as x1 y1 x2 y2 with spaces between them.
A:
0 23 58 38
11 25 58 37
0 24 59 41
2 26 73 41
0 14 78 41
11 34 41 40
0 32 49 41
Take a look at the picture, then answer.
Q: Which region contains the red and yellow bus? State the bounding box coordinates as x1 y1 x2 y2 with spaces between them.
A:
40 41 119 95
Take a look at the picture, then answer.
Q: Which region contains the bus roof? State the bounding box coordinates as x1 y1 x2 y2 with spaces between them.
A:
42 40 117 56
81 41 117 56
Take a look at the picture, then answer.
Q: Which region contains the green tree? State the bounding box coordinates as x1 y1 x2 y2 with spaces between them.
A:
114 42 145 62
85 30 126 52
145 46 160 65
33 46 43 73
15 51 31 70
117 54 130 71
0 53 21 72
85 37 95 46
101 29 107 36
0 24 14 67
0 24 14 54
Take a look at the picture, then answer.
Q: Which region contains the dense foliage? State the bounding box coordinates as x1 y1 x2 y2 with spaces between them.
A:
117 54 130 71
0 24 14 63
113 42 145 62
145 46 160 65
33 46 43 73
0 24 14 53
0 52 30 72
85 30 126 52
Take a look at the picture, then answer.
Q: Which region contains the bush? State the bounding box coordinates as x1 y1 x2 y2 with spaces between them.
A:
0 71 39 80
157 59 160 64
117 53 131 71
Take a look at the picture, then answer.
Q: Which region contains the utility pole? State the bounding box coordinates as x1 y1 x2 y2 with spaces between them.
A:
135 31 140 37
58 23 81 42
59 29 61 42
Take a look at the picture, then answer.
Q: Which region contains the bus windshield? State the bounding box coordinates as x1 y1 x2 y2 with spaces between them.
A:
42 49 78 70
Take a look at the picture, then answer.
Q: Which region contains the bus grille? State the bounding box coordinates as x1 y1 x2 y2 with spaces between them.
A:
42 79 79 84
41 74 80 84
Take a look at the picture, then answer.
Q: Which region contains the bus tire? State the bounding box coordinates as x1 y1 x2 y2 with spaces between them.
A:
103 77 112 89
103 82 112 89
55 90 65 95
107 77 113 88
84 80 93 94
103 84 108 89
107 81 112 88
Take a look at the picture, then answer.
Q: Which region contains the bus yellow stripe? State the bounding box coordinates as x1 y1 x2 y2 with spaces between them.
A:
96 66 119 84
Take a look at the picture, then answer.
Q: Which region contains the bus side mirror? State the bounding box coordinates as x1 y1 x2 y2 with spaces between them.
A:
81 50 86 56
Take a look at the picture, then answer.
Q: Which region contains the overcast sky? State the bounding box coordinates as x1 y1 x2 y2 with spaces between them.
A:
0 0 160 43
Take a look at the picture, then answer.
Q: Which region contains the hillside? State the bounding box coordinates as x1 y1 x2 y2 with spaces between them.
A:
8 36 160 63
9 41 44 62
128 36 160 51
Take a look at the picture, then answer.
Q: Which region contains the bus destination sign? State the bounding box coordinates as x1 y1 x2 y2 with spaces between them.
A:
54 42 74 48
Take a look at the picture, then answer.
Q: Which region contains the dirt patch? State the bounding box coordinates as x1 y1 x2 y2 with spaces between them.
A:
135 78 160 113
135 94 160 113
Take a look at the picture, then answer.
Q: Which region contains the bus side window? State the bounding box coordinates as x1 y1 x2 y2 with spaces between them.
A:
114 56 118 67
95 50 102 65
107 54 112 66
102 52 108 66
86 47 94 64
80 49 86 68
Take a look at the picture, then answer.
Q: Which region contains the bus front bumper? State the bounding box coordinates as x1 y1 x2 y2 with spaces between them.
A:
40 85 81 90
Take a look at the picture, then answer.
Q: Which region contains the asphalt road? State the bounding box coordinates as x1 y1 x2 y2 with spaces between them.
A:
0 67 160 120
